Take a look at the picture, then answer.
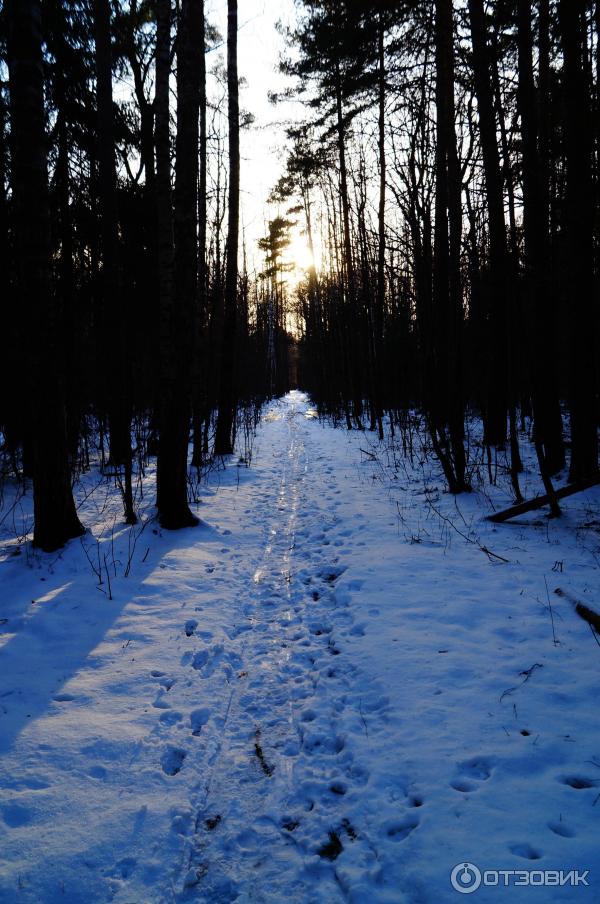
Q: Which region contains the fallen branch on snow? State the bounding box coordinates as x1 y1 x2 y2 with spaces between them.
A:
488 476 600 524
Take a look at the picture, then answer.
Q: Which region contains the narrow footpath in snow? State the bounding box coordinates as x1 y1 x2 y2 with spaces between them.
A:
1 392 599 904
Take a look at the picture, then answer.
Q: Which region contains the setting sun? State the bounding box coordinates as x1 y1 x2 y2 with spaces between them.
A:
285 227 319 284
289 234 314 272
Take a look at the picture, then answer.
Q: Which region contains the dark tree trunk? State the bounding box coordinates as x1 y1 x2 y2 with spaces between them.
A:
516 0 565 481
214 0 240 455
192 0 207 468
559 0 599 481
468 0 508 446
334 60 362 426
432 0 467 493
156 0 200 528
94 0 136 524
7 0 84 551
374 14 386 439
516 0 562 513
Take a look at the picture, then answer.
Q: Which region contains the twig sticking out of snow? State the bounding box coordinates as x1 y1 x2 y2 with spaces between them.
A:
544 576 559 645
425 495 510 563
500 663 544 703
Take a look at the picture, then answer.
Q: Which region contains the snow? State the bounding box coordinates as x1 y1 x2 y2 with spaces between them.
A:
0 391 599 903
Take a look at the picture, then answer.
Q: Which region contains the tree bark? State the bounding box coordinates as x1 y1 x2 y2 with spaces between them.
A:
334 59 362 426
192 0 207 468
516 0 565 479
374 14 386 439
432 0 467 493
7 0 84 551
558 0 599 481
156 0 201 527
94 0 136 524
214 0 240 455
468 0 508 446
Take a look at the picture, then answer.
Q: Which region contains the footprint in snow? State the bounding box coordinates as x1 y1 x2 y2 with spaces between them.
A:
548 821 576 838
161 747 186 776
300 709 317 723
190 708 210 736
159 710 183 726
192 644 242 679
450 778 478 793
509 842 542 860
112 857 137 879
559 775 597 790
150 672 175 691
185 620 198 637
302 732 345 756
385 815 419 842
451 756 494 791
0 804 33 828
329 781 347 796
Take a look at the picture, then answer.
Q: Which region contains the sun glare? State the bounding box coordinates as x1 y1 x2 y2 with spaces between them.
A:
289 235 314 272
285 228 318 286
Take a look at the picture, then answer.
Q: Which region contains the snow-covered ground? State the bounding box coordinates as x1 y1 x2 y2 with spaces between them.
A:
0 391 599 903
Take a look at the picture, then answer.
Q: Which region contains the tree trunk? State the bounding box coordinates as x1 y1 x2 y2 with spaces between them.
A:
334 60 362 426
433 0 467 493
559 0 599 481
374 14 386 439
7 0 84 551
94 0 136 524
192 0 207 468
516 0 565 480
468 0 508 446
214 0 240 455
156 0 201 528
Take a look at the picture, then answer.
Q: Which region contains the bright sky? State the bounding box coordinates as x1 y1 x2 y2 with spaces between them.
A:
208 0 309 279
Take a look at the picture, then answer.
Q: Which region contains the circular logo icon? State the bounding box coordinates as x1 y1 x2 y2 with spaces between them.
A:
450 863 482 895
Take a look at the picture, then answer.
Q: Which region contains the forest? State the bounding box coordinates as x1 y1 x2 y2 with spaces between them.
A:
1 2 599 901
0 0 598 549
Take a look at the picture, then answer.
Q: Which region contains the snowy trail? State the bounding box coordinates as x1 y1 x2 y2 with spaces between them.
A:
166 395 388 902
1 391 600 904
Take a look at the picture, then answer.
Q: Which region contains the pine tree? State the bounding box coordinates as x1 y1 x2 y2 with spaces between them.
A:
7 0 84 551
